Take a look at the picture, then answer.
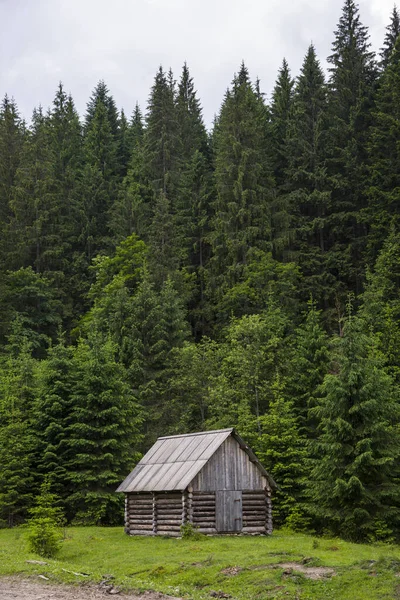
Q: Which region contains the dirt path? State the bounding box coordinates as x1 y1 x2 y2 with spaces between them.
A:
0 578 182 600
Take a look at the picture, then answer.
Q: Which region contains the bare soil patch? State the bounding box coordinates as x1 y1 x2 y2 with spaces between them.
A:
0 578 181 600
275 562 335 580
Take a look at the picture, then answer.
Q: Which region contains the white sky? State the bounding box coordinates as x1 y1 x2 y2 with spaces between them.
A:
0 0 396 126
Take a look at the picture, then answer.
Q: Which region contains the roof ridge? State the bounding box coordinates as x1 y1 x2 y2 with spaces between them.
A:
157 428 233 440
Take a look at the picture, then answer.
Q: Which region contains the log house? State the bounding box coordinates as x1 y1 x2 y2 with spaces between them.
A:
117 428 276 536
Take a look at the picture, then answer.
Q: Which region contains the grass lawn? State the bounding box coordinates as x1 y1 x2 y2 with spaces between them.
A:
1 527 400 599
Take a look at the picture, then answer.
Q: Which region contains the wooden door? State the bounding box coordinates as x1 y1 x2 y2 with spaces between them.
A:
215 491 242 532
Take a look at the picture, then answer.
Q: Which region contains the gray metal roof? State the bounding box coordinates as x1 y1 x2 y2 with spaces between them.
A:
117 428 276 493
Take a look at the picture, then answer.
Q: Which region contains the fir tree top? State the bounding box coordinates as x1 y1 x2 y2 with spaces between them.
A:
380 5 400 69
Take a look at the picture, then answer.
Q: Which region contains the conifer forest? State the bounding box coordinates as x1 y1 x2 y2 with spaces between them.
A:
2 0 400 543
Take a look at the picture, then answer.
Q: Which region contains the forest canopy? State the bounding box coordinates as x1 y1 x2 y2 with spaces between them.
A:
1 0 400 542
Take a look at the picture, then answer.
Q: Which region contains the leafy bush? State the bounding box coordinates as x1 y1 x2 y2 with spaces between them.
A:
26 481 64 558
180 522 204 540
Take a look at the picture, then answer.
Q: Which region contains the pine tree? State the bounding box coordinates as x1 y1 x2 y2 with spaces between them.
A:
0 267 61 356
307 312 400 541
360 226 400 385
33 338 75 505
285 46 333 306
81 100 118 261
141 67 183 283
380 5 400 70
66 334 142 524
116 108 131 178
326 0 377 295
256 377 308 529
109 104 150 243
367 37 400 262
8 107 58 273
85 80 119 139
0 332 37 526
209 63 273 319
286 301 330 436
124 273 189 444
269 58 294 189
0 95 24 260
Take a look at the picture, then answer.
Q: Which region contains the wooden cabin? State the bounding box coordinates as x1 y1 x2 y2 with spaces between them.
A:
117 428 275 536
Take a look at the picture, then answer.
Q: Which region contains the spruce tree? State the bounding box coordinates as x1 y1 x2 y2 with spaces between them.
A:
66 334 142 524
326 0 377 295
109 104 150 243
367 37 400 261
361 226 400 385
81 100 118 261
269 58 294 189
0 332 37 526
209 63 273 321
256 377 308 529
307 312 400 541
33 338 75 506
8 107 58 273
0 95 24 261
286 46 333 306
380 5 400 70
286 301 330 436
85 80 119 139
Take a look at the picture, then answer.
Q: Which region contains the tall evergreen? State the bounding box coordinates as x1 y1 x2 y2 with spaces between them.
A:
286 46 333 306
0 96 24 258
33 338 75 506
8 107 57 273
0 332 37 526
81 99 118 261
307 313 400 541
367 37 400 261
66 334 142 524
380 5 400 70
209 63 274 321
326 0 377 295
269 58 294 188
85 80 119 139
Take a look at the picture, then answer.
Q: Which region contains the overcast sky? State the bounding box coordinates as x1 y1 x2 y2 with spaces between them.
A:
0 0 396 126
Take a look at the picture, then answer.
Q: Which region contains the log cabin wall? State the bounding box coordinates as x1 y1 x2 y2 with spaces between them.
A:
189 490 217 534
126 492 187 536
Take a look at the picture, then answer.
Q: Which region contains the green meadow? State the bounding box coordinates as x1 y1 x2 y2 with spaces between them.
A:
1 527 400 599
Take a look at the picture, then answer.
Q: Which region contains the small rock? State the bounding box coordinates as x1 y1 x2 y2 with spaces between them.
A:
107 587 121 595
26 560 48 565
37 575 49 580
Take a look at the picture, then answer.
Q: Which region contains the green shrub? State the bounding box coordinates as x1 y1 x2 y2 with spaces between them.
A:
26 481 64 558
180 522 204 540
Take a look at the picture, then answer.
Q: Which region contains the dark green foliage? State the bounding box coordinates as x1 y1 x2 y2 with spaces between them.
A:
0 96 24 253
325 0 377 295
286 46 333 307
367 38 400 261
287 301 330 436
380 5 400 69
0 333 37 526
307 313 400 542
33 338 75 504
209 63 274 320
65 334 142 524
2 14 400 538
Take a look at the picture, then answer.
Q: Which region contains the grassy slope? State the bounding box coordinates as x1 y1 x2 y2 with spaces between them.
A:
1 527 400 599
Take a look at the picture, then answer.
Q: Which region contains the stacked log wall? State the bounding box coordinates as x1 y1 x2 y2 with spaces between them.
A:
126 493 154 535
189 490 216 534
242 490 271 534
154 492 184 537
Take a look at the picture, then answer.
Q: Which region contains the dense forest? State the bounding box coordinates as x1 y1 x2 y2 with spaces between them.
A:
1 0 400 542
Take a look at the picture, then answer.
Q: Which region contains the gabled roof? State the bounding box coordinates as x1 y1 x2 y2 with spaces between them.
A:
117 428 276 493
